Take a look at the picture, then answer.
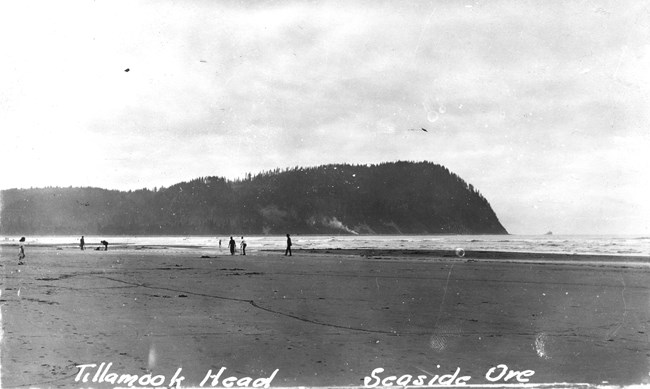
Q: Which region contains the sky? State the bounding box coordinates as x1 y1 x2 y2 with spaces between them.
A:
1 0 648 235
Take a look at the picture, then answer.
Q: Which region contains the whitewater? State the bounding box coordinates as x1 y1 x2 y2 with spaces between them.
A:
1 234 649 257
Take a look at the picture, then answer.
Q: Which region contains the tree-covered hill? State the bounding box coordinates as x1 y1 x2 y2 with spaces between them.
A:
0 161 508 235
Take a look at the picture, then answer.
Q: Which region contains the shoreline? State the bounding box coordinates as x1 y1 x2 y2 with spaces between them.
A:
291 248 650 263
3 234 648 260
5 243 650 260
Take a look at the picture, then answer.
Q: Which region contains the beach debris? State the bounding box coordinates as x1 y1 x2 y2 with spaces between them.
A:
455 248 465 258
19 237 26 242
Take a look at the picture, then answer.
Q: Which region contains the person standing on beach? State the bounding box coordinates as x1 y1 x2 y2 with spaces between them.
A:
18 244 25 264
18 236 26 265
219 239 222 249
101 240 109 251
240 237 247 255
229 237 236 255
285 234 292 256
80 236 85 250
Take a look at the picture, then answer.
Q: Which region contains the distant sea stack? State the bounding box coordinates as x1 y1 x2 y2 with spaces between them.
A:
0 161 508 235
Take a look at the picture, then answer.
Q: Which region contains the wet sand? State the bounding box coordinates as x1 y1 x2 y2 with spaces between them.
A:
1 246 649 388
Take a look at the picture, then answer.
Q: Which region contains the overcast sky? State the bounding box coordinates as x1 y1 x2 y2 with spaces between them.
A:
1 0 648 235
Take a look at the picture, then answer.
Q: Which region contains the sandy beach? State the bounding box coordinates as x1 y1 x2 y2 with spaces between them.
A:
1 245 649 388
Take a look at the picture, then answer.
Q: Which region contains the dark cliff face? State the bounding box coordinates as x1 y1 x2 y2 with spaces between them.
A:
0 161 508 235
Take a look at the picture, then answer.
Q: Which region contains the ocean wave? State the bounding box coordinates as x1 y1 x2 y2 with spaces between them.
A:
1 235 648 256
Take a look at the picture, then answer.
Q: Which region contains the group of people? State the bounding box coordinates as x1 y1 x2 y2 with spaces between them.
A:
15 235 109 266
79 236 109 251
15 234 293 265
218 234 293 256
224 236 247 255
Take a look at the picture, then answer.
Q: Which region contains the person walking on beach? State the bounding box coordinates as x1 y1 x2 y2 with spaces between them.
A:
285 234 292 256
80 236 85 251
219 239 222 249
240 237 247 255
18 236 26 265
229 237 236 255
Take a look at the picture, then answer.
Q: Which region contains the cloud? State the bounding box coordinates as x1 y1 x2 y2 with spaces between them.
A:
1 1 648 234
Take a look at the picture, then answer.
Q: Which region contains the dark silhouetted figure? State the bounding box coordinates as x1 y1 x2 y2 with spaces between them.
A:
18 237 26 264
285 234 292 256
18 244 25 265
229 237 236 255
240 237 247 255
80 236 85 250
101 240 109 251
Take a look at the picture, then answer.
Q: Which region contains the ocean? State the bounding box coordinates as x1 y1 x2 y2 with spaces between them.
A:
1 234 649 257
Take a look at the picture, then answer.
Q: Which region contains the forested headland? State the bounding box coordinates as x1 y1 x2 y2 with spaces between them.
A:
0 161 508 235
